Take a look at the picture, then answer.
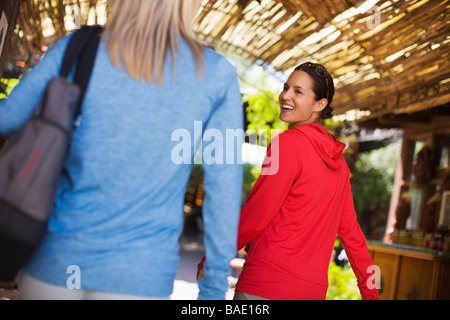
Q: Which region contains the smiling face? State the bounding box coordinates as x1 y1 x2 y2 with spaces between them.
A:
279 70 328 129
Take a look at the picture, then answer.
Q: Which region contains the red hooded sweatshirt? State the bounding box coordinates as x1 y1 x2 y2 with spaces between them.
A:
235 123 379 300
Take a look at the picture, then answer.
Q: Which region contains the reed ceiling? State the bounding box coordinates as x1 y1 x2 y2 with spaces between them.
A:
12 0 450 123
194 0 450 122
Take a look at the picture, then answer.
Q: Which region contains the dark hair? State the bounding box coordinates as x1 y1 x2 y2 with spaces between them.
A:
294 62 335 119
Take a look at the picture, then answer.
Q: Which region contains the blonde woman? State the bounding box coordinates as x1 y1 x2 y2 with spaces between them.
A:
1 0 243 299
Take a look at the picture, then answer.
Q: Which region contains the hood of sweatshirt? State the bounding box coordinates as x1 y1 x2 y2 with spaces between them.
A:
295 123 346 170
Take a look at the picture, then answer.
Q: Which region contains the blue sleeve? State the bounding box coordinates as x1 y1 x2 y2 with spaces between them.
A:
197 58 244 300
0 34 72 137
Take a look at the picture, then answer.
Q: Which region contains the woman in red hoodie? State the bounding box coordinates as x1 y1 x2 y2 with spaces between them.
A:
199 62 379 300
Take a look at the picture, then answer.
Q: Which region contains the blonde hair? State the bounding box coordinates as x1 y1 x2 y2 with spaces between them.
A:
103 0 204 85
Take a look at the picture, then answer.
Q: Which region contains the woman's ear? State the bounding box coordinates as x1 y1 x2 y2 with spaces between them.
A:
314 98 328 113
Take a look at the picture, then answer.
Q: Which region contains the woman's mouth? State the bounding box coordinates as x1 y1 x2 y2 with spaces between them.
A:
281 104 294 112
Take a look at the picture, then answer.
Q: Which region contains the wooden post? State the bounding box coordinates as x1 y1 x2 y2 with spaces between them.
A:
0 0 22 77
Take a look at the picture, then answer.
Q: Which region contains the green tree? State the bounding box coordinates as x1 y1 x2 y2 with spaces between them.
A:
243 74 287 148
351 141 401 239
326 261 361 300
245 88 286 140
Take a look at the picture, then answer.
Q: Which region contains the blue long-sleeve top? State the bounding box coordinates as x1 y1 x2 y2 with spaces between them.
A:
0 32 244 299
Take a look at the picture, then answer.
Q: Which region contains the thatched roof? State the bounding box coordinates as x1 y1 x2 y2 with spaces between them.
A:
195 0 450 123
12 0 450 124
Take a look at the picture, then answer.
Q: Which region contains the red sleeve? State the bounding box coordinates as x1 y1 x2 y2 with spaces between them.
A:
338 180 379 300
237 132 300 250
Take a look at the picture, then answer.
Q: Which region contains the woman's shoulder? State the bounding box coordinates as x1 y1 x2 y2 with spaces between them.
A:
202 47 236 75
268 129 304 153
278 128 310 143
274 127 319 154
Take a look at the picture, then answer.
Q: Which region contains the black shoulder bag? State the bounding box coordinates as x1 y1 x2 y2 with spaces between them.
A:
0 26 102 281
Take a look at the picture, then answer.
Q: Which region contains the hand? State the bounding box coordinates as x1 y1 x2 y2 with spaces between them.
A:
196 256 206 281
196 261 205 281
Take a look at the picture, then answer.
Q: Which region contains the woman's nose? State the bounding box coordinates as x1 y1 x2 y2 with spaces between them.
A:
280 89 291 101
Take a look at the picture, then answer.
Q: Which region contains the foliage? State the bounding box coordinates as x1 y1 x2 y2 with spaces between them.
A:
326 238 361 300
358 140 401 178
352 161 391 214
326 261 361 300
351 141 401 238
241 72 287 148
240 72 286 185
244 87 287 146
0 78 20 99
242 163 258 198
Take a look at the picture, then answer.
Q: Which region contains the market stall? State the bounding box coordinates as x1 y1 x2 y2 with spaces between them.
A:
359 104 450 299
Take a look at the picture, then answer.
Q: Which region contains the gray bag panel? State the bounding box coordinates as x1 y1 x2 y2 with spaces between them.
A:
0 78 80 222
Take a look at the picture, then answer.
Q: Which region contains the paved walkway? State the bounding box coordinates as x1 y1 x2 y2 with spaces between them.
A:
171 237 236 300
0 282 18 300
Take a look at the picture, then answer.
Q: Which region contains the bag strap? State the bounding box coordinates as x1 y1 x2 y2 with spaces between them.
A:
59 25 103 118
